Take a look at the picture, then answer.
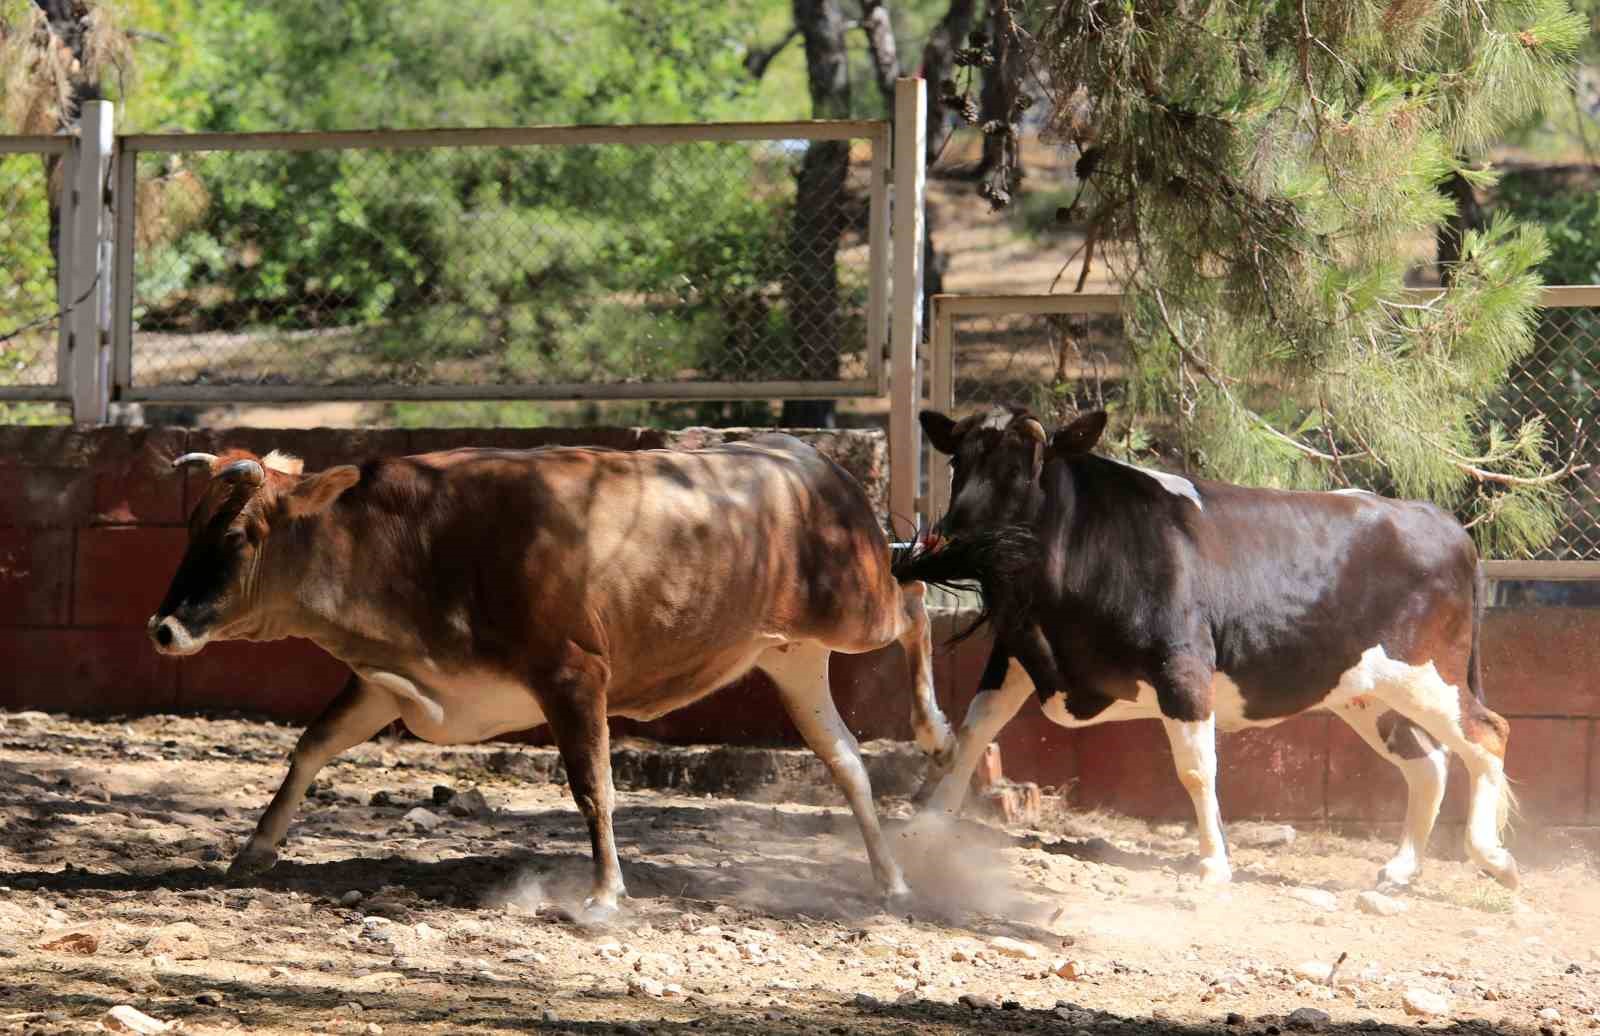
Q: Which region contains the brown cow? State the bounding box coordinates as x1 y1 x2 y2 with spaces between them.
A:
149 439 955 918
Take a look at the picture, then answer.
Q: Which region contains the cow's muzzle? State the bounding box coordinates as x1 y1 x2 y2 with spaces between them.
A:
147 615 206 656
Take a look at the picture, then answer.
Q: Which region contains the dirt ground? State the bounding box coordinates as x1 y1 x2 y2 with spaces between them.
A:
2 711 1596 1036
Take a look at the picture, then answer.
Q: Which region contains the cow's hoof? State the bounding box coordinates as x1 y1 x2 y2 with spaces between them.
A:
226 846 278 878
1485 854 1520 892
1376 860 1417 889
880 875 914 912
909 770 946 807
565 889 625 926
1198 858 1232 885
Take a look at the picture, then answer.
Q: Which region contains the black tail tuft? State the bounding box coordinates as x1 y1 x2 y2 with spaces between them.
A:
891 525 1038 640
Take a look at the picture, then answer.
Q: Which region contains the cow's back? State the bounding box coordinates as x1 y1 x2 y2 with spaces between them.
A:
1184 481 1479 715
1038 458 1479 719
339 438 896 704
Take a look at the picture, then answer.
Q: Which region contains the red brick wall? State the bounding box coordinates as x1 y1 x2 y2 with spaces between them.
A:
1 425 1595 842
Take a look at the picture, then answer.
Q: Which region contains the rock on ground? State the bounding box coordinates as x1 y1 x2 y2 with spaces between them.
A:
1356 890 1408 917
1233 824 1297 848
100 1005 170 1033
145 921 209 960
989 936 1041 960
1286 1007 1331 1030
1402 988 1452 1018
1288 888 1339 912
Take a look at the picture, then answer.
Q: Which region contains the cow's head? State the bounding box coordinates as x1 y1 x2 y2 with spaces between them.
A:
148 450 360 656
922 406 1107 537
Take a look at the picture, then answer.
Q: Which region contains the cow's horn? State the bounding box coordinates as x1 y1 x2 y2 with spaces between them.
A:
217 458 266 486
171 452 219 470
1018 417 1046 443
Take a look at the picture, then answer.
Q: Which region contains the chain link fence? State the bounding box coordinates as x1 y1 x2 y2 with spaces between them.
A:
0 141 67 400
116 123 889 402
929 291 1600 563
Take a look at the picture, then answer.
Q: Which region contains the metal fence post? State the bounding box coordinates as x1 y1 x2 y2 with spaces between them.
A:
889 77 926 530
65 100 114 424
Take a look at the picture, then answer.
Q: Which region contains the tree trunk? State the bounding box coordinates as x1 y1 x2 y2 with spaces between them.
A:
920 0 976 169
783 0 851 428
919 0 976 304
35 0 101 269
1435 168 1483 287
859 0 898 107
974 0 1024 185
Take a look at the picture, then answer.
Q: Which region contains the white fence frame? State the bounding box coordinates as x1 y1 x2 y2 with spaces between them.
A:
2 80 932 524
0 129 90 408
112 119 897 406
927 289 1600 578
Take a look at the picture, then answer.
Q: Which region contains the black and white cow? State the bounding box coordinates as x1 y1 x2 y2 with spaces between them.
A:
895 407 1518 889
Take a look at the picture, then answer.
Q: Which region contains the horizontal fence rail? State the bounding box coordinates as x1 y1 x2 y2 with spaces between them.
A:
928 290 1600 570
114 121 892 403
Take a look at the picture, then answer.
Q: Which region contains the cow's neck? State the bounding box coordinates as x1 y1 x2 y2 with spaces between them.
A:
255 511 417 664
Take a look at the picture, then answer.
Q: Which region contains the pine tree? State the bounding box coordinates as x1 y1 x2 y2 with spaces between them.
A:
990 1 1589 555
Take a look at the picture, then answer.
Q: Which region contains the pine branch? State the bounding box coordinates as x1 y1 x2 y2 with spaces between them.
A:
744 26 801 80
0 272 99 346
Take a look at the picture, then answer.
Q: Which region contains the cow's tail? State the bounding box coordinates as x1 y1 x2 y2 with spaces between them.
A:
1469 559 1518 835
890 526 1037 639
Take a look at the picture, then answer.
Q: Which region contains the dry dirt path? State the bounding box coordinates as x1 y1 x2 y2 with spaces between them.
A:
1 711 1595 1035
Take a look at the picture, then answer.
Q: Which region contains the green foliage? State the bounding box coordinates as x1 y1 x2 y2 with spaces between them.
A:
1037 0 1587 556
121 0 840 392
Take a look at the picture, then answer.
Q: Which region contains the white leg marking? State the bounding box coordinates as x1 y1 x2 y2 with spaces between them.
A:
1039 680 1164 729
1334 702 1447 886
924 658 1035 816
1162 714 1231 884
760 642 909 899
1344 645 1518 887
899 583 954 761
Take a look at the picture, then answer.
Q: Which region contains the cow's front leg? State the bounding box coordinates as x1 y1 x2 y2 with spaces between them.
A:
1155 656 1230 884
760 641 909 903
896 581 954 766
230 673 400 876
539 659 625 921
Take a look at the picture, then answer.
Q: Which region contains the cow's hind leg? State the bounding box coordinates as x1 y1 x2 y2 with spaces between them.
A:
231 673 400 877
759 641 910 902
920 655 1032 816
1333 702 1448 887
539 665 627 919
896 581 954 764
1361 650 1518 889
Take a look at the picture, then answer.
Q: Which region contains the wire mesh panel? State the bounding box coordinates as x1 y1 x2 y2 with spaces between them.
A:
929 292 1600 562
0 142 66 398
119 124 887 400
943 305 1128 422
1491 294 1600 561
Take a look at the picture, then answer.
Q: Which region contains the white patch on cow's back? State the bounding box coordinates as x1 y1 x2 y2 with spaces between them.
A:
1332 487 1373 496
262 450 304 475
1107 457 1203 510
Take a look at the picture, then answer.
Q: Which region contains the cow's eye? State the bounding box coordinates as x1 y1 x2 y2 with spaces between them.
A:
224 529 247 547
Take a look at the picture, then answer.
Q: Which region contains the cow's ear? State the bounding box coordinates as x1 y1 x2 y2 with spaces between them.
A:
920 410 962 455
284 465 360 518
1050 410 1108 457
